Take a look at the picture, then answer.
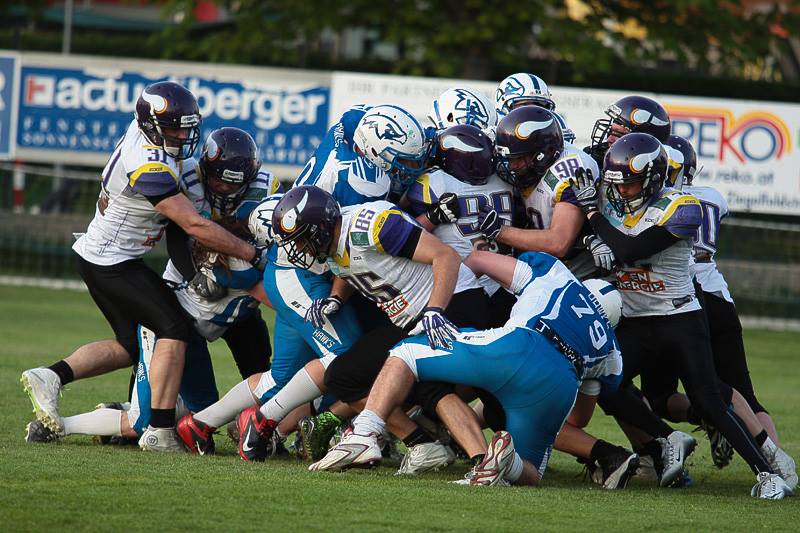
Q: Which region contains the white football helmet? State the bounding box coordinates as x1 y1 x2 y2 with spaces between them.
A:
428 87 497 131
553 112 576 144
583 278 623 328
495 73 555 118
248 193 283 247
353 105 432 192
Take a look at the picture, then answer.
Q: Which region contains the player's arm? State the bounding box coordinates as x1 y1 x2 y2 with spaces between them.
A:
155 193 256 263
494 202 584 257
248 282 273 309
463 250 518 289
329 275 355 301
411 230 461 310
566 391 599 429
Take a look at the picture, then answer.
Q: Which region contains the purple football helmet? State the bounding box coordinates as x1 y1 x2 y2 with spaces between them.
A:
590 95 670 159
135 81 201 160
272 186 340 270
665 134 698 188
199 127 261 215
436 125 494 185
603 132 668 216
494 106 563 189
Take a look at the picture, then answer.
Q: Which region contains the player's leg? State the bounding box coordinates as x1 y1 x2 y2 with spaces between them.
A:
221 309 272 379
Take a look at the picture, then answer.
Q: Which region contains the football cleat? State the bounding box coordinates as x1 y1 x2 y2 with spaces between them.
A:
308 431 382 472
452 469 510 486
761 437 798 491
634 454 659 481
236 406 277 462
20 368 63 434
697 421 734 469
396 441 456 475
176 414 216 456
751 472 793 500
657 431 696 487
594 448 640 490
299 412 343 462
470 431 515 486
138 426 188 453
25 420 61 443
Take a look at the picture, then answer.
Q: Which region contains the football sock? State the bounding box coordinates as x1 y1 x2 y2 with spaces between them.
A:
63 408 122 436
48 360 74 386
755 430 768 447
506 452 524 483
195 379 255 428
261 368 321 422
637 439 663 459
589 439 619 463
150 408 175 429
353 409 386 436
402 428 433 448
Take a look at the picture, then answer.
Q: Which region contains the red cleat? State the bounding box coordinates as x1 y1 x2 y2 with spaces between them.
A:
236 406 278 462
176 414 216 455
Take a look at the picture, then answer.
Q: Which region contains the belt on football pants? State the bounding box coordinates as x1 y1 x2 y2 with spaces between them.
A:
533 319 584 379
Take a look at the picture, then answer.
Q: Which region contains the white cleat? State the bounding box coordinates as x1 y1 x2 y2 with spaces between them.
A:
396 441 456 475
658 431 696 487
309 432 382 472
20 368 64 434
751 472 793 500
761 437 798 491
138 426 187 453
469 431 515 486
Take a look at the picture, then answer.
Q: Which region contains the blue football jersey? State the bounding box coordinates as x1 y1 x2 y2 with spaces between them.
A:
293 105 390 207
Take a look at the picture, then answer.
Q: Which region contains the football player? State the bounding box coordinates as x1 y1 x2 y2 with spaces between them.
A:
495 72 556 118
21 82 265 452
310 249 621 488
570 132 793 499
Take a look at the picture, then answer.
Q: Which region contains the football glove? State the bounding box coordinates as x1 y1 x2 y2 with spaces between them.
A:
305 296 344 328
582 235 616 272
250 245 270 271
408 307 459 349
426 193 460 226
189 272 227 301
477 205 503 241
569 167 600 215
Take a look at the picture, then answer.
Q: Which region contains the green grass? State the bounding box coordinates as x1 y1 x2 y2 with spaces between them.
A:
0 285 798 531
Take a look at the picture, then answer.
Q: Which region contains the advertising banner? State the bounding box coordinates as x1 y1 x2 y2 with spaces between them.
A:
0 52 19 159
11 53 331 177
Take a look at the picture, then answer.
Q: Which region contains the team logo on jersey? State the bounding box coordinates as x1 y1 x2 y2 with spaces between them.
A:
515 118 553 140
453 88 489 126
629 146 663 173
362 116 408 143
279 190 308 233
616 268 666 292
666 104 791 163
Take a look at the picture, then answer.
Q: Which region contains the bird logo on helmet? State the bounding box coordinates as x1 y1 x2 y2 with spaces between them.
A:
428 87 496 131
248 194 283 248
602 132 668 217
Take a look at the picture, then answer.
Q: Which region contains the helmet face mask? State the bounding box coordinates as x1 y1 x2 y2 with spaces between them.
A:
602 132 668 217
199 127 261 216
272 186 340 270
494 106 563 190
135 81 201 161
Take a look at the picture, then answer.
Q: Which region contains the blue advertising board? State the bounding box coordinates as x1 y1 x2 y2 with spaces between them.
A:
16 64 329 168
0 53 18 159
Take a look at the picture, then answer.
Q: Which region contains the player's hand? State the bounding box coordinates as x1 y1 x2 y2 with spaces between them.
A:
408 307 459 349
582 235 616 272
305 296 344 328
189 272 228 301
569 167 599 215
250 245 269 271
426 193 460 225
477 205 503 241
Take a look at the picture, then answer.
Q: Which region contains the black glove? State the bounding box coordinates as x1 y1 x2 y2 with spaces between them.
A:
581 235 615 272
477 205 503 241
408 307 460 349
250 245 269 271
189 272 227 301
426 193 460 225
569 167 600 215
305 296 344 328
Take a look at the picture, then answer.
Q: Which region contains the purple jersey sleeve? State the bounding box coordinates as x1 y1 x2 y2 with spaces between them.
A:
129 169 179 198
406 178 439 217
660 199 702 239
374 210 419 256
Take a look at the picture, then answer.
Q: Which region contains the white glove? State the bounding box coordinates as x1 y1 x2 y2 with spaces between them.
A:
305 296 343 328
582 235 615 272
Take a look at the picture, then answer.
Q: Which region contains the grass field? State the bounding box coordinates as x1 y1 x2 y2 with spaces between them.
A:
1 285 798 531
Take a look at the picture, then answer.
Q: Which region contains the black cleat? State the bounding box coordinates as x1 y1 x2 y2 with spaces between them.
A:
595 448 640 489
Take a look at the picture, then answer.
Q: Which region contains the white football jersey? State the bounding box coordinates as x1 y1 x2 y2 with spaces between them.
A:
600 188 703 317
684 185 732 303
407 169 514 294
73 120 186 265
520 141 599 279
328 201 481 328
